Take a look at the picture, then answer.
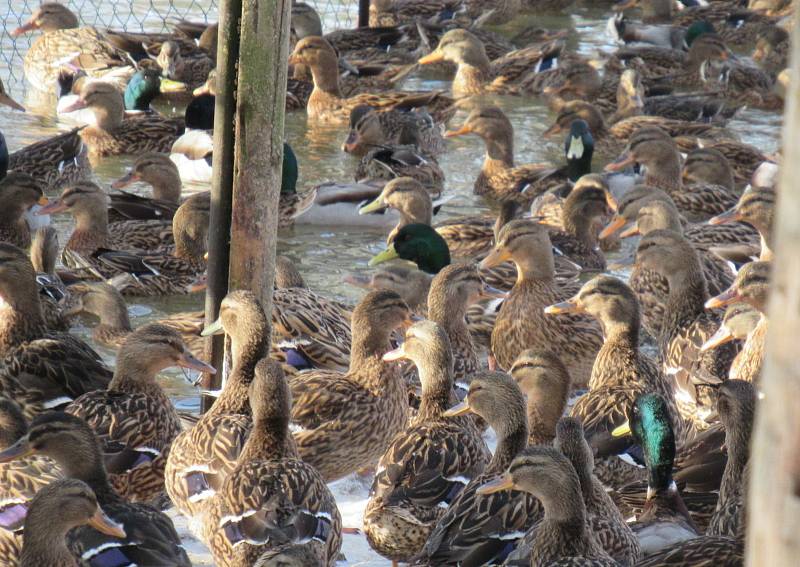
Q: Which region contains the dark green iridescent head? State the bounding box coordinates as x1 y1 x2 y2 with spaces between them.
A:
630 393 676 492
123 69 162 111
684 20 715 48
391 223 451 274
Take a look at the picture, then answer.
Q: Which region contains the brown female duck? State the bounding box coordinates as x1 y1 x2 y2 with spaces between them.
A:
287 290 411 481
364 320 489 564
710 184 775 261
5 127 90 192
19 479 125 567
204 360 342 567
0 173 48 249
0 412 190 566
66 324 214 503
109 153 183 222
288 36 454 124
156 40 214 89
61 82 184 158
343 104 445 157
483 219 602 385
418 371 541 566
0 244 111 420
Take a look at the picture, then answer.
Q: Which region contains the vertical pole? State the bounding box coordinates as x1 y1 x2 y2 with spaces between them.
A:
746 17 800 567
202 0 241 411
228 0 291 339
358 0 370 28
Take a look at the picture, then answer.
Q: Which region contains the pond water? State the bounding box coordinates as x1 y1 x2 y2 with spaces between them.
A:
0 1 782 564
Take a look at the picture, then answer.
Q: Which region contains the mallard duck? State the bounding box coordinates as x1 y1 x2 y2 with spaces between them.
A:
345 265 433 316
202 359 342 567
354 144 446 192
700 57 779 110
634 535 744 566
19 479 126 567
476 446 616 566
165 291 269 520
446 106 590 202
417 30 567 97
483 219 602 384
700 303 759 359
635 230 736 408
286 290 411 481
606 127 738 222
60 82 185 158
545 275 689 483
66 324 214 503
753 25 789 78
10 3 130 92
155 40 214 89
611 393 700 555
509 350 570 446
0 173 49 249
109 153 183 221
368 0 461 27
288 36 455 124
169 87 215 184
364 320 489 563
418 370 541 565
0 399 61 566
704 261 770 383
0 244 112 419
343 104 445 157
710 184 775 260
671 1 780 48
4 127 90 193
0 412 190 565
30 227 72 332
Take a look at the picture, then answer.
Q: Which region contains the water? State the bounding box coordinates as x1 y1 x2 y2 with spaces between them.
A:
0 1 783 564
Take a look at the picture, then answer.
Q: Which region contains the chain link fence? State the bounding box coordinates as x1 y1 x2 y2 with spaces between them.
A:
1 0 358 89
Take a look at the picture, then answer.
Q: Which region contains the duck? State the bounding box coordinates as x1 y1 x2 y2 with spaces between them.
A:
19 478 126 567
0 412 191 566
700 303 760 366
704 261 771 383
753 25 789 79
155 40 214 89
168 78 215 183
710 184 775 261
634 230 736 410
611 393 700 555
66 324 215 503
368 0 462 27
30 227 72 332
633 534 743 566
544 275 688 483
343 104 445 158
4 127 90 193
605 127 739 222
165 290 270 520
364 320 490 564
483 219 603 385
109 153 183 221
417 29 566 97
476 445 615 566
203 359 343 567
0 173 49 249
445 105 589 202
418 370 541 565
60 82 185 158
699 57 780 111
0 243 112 420
285 290 411 481
64 281 206 355
353 144 446 193
10 3 130 92
0 399 62 566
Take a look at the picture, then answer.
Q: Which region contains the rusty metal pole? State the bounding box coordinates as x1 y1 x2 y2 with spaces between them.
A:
358 0 370 27
202 0 241 411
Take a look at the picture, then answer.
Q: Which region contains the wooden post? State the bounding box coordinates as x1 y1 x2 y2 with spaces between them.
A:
228 0 291 328
202 0 241 410
359 0 370 27
746 17 800 567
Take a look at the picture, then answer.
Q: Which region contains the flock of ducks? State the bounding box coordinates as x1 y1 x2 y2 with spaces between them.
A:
0 0 790 565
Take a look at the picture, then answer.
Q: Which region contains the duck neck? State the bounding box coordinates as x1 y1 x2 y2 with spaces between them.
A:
454 61 492 95
416 358 454 421
514 250 556 285
98 303 132 332
21 513 76 567
0 289 45 352
150 172 182 203
644 153 682 194
349 321 392 383
309 60 343 98
109 352 163 395
488 419 528 474
662 266 708 343
527 401 561 446
211 330 269 416
93 102 125 132
602 313 640 349
427 291 469 338
69 206 110 252
239 416 298 462
541 482 587 526
562 206 596 248
482 132 515 168
63 451 118 505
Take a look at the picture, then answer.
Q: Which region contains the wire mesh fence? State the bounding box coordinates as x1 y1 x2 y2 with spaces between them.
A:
1 0 358 89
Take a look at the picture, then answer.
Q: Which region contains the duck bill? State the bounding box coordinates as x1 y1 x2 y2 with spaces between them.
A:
402 313 423 330
708 208 741 226
37 195 49 206
599 215 627 240
35 199 68 215
700 324 735 352
418 51 445 65
0 92 25 112
619 223 640 238
200 318 225 337
705 287 739 310
59 98 88 113
479 248 510 270
88 509 127 539
612 0 639 11
187 275 207 293
111 170 140 190
176 351 217 374
369 245 399 267
476 473 515 495
10 19 39 37
342 130 359 154
604 151 636 172
382 344 407 362
542 122 564 139
544 298 581 314
159 78 188 93
611 420 631 437
0 435 33 463
358 196 385 215
443 400 473 417
444 124 473 138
